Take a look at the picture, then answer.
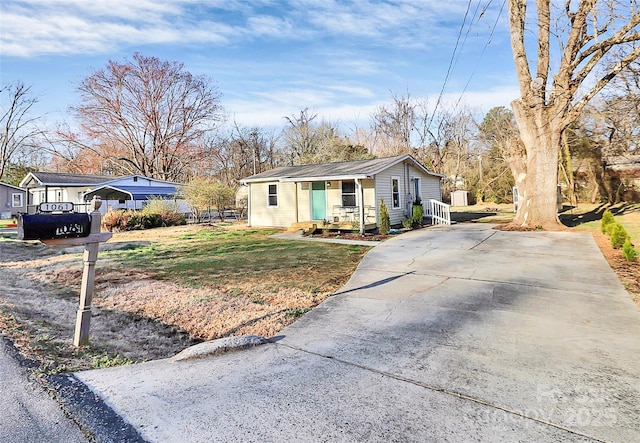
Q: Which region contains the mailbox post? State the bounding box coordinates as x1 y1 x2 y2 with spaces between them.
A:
32 197 112 346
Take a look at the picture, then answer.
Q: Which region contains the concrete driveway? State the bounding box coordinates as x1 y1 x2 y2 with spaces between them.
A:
76 224 640 442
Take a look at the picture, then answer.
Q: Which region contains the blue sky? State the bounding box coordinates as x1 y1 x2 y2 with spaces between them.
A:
1 0 519 131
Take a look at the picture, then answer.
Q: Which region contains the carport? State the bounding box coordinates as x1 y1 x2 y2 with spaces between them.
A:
83 185 179 210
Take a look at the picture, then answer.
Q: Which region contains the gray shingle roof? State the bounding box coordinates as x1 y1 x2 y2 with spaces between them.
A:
26 172 116 186
242 155 441 182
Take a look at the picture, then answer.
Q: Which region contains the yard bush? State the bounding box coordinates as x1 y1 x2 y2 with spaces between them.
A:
601 209 615 233
622 238 638 261
379 199 390 235
412 204 423 227
103 207 186 232
609 222 630 249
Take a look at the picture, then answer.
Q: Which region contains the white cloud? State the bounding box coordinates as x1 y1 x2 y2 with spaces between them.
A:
0 0 241 57
226 84 520 130
1 0 491 57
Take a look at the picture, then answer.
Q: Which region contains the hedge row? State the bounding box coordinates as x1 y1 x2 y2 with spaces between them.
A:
601 209 637 261
102 209 186 232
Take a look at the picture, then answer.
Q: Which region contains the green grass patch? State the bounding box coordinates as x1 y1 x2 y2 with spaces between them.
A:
562 203 640 245
106 226 370 291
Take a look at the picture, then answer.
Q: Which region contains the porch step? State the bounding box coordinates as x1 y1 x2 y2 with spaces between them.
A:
286 222 318 234
286 221 377 234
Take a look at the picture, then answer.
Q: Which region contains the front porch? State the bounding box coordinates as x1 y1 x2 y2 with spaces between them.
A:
286 220 377 235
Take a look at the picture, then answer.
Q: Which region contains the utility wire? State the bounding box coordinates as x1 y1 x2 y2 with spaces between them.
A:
454 0 507 110
427 0 475 130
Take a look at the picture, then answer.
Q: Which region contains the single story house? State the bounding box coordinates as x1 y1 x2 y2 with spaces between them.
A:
0 181 26 219
240 154 448 233
19 172 183 214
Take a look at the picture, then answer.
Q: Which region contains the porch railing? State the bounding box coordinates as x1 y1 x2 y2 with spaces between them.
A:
425 199 451 226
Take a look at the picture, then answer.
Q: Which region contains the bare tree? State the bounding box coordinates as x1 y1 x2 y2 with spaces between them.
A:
370 93 415 155
507 1 640 229
0 82 42 181
283 108 321 165
64 53 223 181
207 122 282 187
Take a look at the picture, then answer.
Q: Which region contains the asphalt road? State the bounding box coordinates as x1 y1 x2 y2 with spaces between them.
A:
0 337 88 443
75 224 640 442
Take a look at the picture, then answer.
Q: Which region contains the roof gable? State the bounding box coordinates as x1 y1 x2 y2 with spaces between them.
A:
20 172 115 187
0 181 26 192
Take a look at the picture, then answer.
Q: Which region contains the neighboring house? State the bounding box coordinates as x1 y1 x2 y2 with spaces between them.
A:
83 175 184 212
602 155 640 203
240 154 447 232
0 182 26 218
20 172 114 209
19 172 184 214
604 155 640 185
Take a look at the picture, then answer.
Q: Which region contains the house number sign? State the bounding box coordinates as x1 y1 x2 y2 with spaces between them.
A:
40 202 74 212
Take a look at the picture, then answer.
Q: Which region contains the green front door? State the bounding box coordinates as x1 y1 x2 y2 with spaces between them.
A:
311 181 326 220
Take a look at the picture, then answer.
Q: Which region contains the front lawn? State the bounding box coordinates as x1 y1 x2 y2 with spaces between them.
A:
0 223 371 372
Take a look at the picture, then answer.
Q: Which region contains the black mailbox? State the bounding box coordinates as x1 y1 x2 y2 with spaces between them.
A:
18 213 91 241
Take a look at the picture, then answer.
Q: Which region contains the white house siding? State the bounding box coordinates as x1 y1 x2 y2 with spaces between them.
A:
31 187 94 206
421 175 442 201
298 182 310 221
374 162 408 226
249 181 298 227
361 179 376 222
411 173 442 206
326 181 341 220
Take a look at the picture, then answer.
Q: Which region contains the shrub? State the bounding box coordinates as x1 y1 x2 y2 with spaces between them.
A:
102 210 127 232
379 199 390 235
412 204 423 227
622 239 638 261
402 217 413 229
601 209 615 233
102 205 186 232
609 222 630 249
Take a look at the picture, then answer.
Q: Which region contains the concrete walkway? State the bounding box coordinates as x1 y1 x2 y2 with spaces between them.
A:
76 224 640 442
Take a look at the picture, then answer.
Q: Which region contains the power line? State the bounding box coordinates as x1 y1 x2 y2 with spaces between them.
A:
427 0 475 129
454 0 507 110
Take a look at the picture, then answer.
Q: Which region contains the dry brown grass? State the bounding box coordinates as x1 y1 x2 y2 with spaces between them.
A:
0 224 369 372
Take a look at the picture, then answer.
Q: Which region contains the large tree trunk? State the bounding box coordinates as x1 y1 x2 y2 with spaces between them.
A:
511 99 563 230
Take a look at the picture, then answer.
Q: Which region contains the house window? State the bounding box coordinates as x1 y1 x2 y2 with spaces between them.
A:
267 183 278 207
391 178 400 209
11 193 23 207
56 190 63 202
39 191 45 203
341 181 356 207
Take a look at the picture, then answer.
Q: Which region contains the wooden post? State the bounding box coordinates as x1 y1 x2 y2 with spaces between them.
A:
74 198 102 346
41 196 112 347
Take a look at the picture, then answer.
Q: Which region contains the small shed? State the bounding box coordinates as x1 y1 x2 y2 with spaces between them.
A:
451 190 469 207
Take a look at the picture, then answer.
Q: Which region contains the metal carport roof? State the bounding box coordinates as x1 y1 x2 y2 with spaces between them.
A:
83 185 179 201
